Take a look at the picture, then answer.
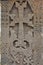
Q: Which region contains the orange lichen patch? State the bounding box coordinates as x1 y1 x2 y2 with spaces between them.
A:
33 0 42 14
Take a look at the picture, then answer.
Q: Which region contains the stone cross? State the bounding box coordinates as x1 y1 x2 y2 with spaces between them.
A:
16 2 27 46
9 1 34 47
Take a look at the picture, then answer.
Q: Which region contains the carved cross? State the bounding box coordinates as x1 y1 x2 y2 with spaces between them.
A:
9 1 34 47
16 2 27 45
9 1 34 65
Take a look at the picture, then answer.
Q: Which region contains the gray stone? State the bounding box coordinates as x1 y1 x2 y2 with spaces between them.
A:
1 0 43 65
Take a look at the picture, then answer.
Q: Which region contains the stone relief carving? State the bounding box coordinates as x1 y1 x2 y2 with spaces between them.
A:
1 0 43 65
9 0 33 65
7 0 34 65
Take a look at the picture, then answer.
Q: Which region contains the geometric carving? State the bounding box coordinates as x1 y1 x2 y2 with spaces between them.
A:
8 0 34 65
8 1 34 65
2 0 43 65
6 1 33 65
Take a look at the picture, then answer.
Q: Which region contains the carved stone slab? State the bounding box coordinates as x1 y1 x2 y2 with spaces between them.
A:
1 0 43 65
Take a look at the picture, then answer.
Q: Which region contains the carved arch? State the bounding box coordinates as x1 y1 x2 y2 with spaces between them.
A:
8 0 35 12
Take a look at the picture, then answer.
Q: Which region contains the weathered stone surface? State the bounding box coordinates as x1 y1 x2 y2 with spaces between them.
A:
1 0 43 65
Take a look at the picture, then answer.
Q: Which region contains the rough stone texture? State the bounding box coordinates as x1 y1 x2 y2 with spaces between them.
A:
1 0 43 65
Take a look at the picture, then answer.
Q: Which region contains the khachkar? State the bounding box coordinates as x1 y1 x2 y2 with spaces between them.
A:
1 0 43 65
